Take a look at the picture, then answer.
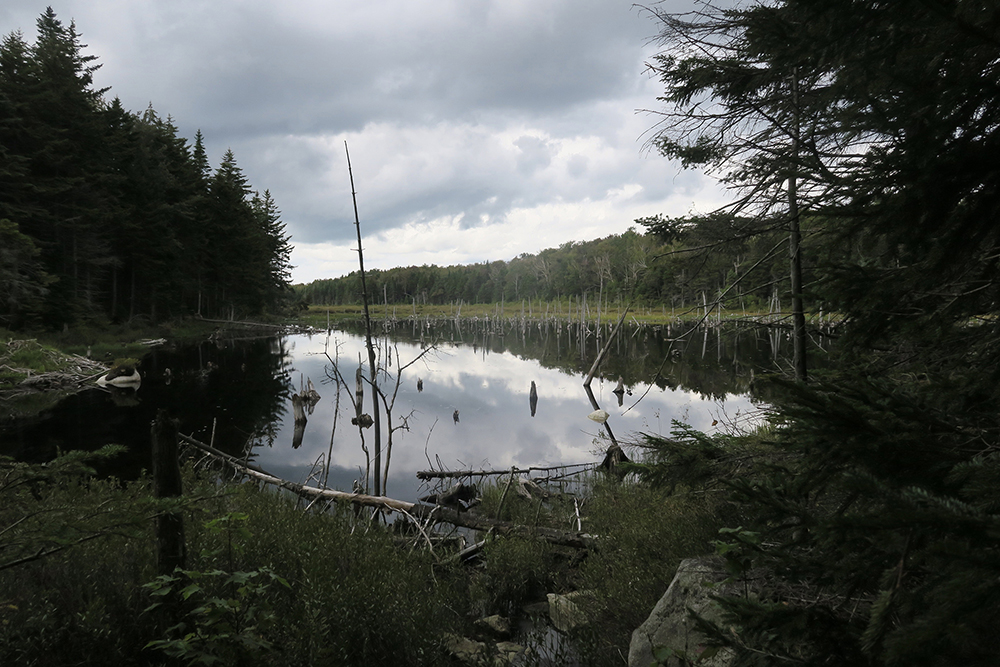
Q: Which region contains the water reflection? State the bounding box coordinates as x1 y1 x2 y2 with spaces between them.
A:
244 320 786 502
0 334 293 478
0 321 801 503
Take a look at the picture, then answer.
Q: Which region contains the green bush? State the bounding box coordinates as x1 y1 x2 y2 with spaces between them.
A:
178 473 464 665
572 477 734 666
469 535 556 617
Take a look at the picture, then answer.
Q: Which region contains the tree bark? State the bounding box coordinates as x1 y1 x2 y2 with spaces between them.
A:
152 410 185 575
346 143 383 496
789 70 808 382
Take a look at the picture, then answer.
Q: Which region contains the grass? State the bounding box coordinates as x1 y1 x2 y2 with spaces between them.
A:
296 301 839 329
0 337 72 375
0 439 744 666
2 318 223 366
0 461 465 666
0 318 223 397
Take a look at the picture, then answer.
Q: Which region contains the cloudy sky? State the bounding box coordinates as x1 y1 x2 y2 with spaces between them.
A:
2 0 729 284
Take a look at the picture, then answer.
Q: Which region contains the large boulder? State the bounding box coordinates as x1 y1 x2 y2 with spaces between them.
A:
628 557 739 667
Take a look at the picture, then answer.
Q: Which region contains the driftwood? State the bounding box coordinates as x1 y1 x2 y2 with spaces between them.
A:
1 339 109 397
582 308 630 470
197 316 285 329
416 462 596 480
180 434 596 550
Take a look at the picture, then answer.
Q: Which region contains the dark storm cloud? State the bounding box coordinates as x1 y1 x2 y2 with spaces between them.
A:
1 0 726 281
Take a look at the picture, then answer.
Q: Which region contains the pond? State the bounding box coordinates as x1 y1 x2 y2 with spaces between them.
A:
0 318 793 503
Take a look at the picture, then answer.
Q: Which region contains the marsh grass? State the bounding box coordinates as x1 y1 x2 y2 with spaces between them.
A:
297 302 836 328
469 535 565 618
185 478 464 665
474 474 580 526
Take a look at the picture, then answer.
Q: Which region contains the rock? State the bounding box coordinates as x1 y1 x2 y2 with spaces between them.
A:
547 591 591 633
627 557 738 667
442 633 486 664
494 641 528 665
442 633 527 667
475 614 512 639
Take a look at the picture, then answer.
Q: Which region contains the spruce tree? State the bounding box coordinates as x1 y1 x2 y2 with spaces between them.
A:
9 8 113 324
640 2 1000 665
251 189 293 311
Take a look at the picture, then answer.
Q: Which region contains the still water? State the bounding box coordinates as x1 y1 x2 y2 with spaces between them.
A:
0 319 791 502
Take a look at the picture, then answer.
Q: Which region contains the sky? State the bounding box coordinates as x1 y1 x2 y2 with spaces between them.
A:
2 0 730 284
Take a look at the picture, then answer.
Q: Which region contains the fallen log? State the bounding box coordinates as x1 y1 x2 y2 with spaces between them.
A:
197 316 285 329
416 462 595 480
181 433 597 550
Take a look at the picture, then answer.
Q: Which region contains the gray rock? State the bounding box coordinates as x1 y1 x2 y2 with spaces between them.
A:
628 557 738 667
547 591 591 633
476 614 512 639
443 633 486 664
494 641 528 665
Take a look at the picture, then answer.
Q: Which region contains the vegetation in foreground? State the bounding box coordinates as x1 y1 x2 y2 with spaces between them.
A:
0 442 737 667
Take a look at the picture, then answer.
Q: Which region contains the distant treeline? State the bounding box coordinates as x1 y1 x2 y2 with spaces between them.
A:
296 213 803 313
0 9 293 329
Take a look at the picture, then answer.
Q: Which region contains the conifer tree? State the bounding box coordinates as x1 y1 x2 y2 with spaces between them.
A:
6 9 113 323
639 2 1000 665
251 189 293 310
0 9 292 326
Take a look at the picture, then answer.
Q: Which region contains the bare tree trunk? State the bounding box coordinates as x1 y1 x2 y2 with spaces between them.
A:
789 70 808 382
346 143 384 496
180 433 596 550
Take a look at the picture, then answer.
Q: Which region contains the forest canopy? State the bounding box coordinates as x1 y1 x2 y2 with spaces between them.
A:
0 8 293 329
296 215 799 316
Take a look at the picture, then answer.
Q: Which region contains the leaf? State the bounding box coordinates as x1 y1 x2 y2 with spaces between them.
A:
180 583 202 600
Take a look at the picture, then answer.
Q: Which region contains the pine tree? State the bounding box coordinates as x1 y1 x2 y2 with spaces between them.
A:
205 149 268 317
1 10 291 326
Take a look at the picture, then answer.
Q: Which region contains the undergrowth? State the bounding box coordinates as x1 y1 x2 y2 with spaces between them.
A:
0 437 749 666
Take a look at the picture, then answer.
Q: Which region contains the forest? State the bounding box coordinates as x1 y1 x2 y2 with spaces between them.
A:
296 212 799 315
0 8 293 330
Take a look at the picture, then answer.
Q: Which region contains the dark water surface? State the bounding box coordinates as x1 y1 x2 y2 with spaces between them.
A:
0 319 796 502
